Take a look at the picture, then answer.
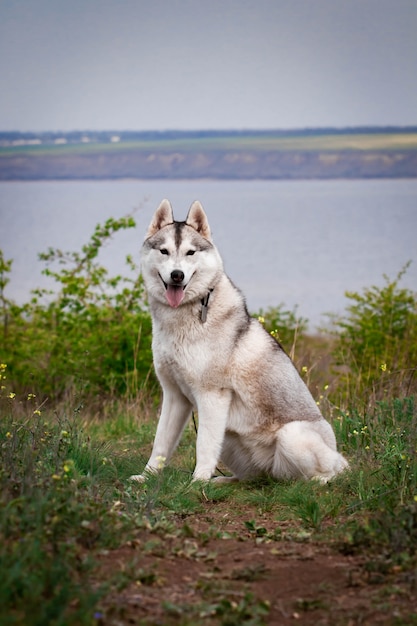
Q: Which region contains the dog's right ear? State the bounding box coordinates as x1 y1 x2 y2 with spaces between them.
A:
146 199 174 238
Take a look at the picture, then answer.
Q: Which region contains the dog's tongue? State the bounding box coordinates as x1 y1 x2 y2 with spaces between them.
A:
166 285 185 308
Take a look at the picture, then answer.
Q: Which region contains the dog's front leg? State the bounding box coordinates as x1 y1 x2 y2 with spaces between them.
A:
130 385 192 482
193 390 232 481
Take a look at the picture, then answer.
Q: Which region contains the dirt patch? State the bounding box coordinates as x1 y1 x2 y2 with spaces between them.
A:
93 508 417 625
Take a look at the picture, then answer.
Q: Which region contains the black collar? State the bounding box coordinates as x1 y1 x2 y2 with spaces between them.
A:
200 289 213 323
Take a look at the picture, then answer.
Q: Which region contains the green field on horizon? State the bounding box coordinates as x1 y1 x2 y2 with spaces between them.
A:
2 130 417 157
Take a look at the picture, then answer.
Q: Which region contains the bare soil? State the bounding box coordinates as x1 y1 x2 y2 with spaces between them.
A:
94 504 417 625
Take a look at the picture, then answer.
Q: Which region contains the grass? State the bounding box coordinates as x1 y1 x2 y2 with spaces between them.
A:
1 388 416 624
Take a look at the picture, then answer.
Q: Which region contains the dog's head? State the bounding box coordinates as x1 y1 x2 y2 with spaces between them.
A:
141 200 223 308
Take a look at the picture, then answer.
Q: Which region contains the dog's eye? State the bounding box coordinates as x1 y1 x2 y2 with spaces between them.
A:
160 248 169 255
186 250 195 256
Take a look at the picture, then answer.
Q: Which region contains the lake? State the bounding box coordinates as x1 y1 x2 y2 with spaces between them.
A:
0 179 416 330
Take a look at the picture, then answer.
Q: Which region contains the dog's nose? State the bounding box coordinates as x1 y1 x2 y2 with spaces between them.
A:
171 270 185 284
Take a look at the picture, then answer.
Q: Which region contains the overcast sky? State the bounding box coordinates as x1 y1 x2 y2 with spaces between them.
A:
1 0 416 132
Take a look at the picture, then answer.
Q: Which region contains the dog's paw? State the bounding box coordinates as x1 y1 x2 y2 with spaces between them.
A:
211 475 239 484
192 467 217 482
128 474 147 483
311 474 331 484
129 465 161 483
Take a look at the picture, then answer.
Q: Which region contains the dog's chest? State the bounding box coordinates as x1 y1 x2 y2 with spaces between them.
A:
153 326 229 392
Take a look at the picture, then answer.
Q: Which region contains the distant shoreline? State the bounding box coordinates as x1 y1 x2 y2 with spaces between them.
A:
1 128 416 180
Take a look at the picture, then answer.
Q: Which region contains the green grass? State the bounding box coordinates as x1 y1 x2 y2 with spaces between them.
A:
0 404 148 625
1 392 416 625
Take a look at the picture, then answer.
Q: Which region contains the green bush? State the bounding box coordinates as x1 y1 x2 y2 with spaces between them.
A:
0 217 156 400
331 263 417 405
1 220 416 411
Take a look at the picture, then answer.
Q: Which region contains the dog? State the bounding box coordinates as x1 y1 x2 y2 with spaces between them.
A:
131 199 348 483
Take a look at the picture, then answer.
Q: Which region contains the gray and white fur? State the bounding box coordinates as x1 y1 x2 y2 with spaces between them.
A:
131 199 348 483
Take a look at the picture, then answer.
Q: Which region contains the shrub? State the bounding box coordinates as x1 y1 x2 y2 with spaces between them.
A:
0 217 156 400
331 263 417 406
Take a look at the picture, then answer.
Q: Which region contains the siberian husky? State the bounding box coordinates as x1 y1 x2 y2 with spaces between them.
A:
131 200 348 483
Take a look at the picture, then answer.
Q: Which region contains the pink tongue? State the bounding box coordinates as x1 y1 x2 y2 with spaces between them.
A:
166 285 185 308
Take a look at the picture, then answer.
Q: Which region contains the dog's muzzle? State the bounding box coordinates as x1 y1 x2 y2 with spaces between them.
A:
159 270 186 308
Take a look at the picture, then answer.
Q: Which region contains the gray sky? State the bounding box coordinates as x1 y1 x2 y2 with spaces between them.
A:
1 0 416 132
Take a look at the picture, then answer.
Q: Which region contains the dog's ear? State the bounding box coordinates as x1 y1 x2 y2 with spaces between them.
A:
146 199 174 238
186 201 212 240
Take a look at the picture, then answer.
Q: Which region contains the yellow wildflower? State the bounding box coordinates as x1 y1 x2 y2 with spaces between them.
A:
63 461 73 473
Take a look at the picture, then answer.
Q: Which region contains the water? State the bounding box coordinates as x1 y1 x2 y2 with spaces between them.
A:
0 179 416 330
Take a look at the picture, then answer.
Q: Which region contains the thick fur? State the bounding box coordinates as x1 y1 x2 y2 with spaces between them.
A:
131 200 348 483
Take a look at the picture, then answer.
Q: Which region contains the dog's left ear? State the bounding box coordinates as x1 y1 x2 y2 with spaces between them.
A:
186 201 212 241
